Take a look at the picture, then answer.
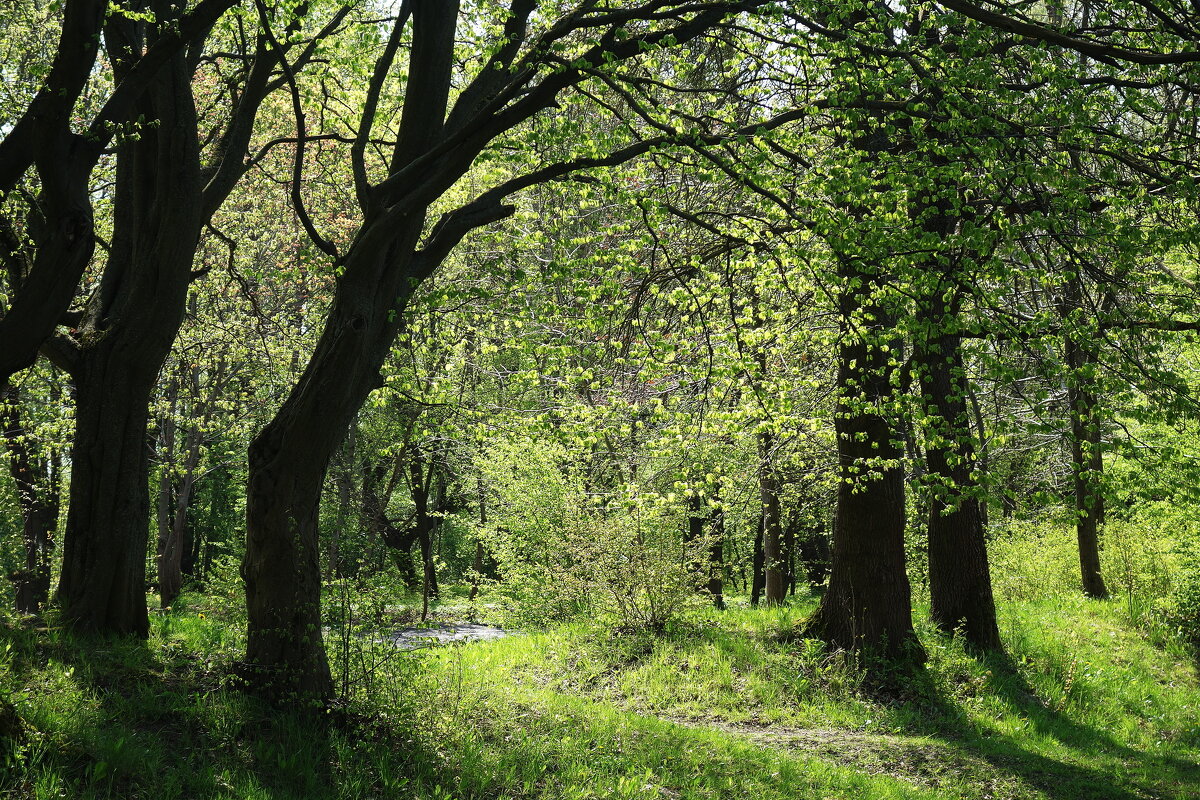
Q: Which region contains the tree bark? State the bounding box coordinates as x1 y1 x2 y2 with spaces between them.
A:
708 502 726 610
750 520 764 607
759 432 785 604
803 256 923 662
1066 335 1109 599
915 292 1002 651
57 25 202 636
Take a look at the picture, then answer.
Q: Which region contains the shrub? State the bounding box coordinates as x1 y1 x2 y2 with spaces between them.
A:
477 436 706 631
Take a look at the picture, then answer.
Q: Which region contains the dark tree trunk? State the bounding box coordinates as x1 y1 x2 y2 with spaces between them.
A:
803 257 922 662
750 521 764 607
327 425 357 580
1062 274 1109 599
245 424 335 700
160 429 201 609
57 29 202 636
798 525 830 588
1066 337 1109 599
58 361 158 634
1 384 59 614
685 493 709 591
708 503 726 610
759 432 785 604
783 510 797 596
915 292 1002 651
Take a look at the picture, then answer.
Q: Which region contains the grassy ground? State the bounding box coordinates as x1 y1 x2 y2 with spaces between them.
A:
0 589 1197 799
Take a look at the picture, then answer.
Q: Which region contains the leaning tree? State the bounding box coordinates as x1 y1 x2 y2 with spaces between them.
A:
239 0 813 700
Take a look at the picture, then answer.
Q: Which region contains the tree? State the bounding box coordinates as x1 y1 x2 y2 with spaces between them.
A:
241 0 802 699
54 0 345 635
0 0 239 388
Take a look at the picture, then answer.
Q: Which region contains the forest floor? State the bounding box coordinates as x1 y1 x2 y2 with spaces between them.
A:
0 588 1197 799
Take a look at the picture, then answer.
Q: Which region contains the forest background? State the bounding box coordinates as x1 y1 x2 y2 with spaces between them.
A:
3 1 1200 798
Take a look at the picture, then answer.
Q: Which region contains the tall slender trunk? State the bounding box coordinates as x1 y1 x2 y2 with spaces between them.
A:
803 257 922 662
915 291 1002 651
469 469 486 601
156 377 180 607
708 501 726 610
1065 335 1108 598
1061 274 1108 599
750 521 764 607
759 432 785 604
160 423 202 609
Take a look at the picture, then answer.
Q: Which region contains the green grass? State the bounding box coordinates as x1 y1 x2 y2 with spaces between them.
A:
0 588 1197 799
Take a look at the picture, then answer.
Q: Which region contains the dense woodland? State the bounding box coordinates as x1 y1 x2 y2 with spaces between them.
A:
3 0 1200 798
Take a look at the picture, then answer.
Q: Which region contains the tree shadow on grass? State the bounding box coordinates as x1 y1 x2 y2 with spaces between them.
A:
0 620 347 799
648 621 1196 800
897 646 1200 800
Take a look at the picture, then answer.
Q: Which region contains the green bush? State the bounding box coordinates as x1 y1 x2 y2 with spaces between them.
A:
987 514 1080 601
477 436 706 631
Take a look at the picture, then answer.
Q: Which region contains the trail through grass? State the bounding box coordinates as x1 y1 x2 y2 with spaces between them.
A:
0 590 1197 799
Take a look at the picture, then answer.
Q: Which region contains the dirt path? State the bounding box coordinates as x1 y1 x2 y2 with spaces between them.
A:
661 716 1034 798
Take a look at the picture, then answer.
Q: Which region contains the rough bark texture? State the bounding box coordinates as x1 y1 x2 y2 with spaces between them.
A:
916 294 1002 651
803 258 923 662
57 21 203 636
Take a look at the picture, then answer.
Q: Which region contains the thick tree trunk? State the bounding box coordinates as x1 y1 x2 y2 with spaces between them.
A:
915 298 1002 651
57 35 201 636
803 258 922 662
58 361 157 635
245 428 334 700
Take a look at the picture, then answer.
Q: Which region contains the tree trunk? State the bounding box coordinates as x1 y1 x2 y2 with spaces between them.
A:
160 441 200 609
708 503 726 610
750 521 764 607
58 362 157 635
803 257 922 662
245 424 335 700
915 292 1002 651
156 378 179 607
57 33 202 636
469 469 486 601
759 432 785 604
1066 338 1108 599
1062 274 1109 599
